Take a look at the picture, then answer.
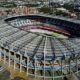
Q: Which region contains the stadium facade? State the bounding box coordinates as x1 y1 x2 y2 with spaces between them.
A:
0 14 80 80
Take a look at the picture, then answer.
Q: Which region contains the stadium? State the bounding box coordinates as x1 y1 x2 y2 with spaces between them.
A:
0 14 80 80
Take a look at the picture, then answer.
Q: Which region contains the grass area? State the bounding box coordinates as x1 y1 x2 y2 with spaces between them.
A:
0 61 26 80
51 32 60 37
6 78 11 80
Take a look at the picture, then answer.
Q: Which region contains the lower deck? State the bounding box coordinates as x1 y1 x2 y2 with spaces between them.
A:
0 47 80 80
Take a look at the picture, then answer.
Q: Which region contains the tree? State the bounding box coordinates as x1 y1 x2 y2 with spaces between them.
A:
39 7 53 14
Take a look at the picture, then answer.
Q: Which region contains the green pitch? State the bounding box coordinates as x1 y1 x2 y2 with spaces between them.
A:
51 32 60 37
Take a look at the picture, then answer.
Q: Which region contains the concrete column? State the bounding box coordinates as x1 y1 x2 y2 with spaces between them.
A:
69 59 71 74
35 57 37 78
4 49 6 64
53 60 54 80
0 48 1 61
14 54 16 70
27 56 29 76
61 59 63 80
76 57 78 75
43 37 47 80
9 51 11 67
43 58 45 80
61 59 63 75
20 54 22 72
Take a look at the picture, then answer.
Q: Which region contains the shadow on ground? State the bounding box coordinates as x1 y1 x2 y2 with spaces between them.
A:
0 70 10 80
12 77 25 80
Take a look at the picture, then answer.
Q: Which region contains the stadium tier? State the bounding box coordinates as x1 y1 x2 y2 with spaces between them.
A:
0 14 80 80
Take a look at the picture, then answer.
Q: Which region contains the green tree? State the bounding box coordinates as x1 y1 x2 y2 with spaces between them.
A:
39 7 53 14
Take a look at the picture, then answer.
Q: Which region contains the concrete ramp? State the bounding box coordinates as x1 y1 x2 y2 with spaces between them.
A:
66 74 79 80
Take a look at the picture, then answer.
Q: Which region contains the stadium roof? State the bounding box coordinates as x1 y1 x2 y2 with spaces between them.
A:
0 16 80 60
6 14 80 24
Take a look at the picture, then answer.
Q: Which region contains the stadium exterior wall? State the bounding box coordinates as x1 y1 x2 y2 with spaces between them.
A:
0 14 80 80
